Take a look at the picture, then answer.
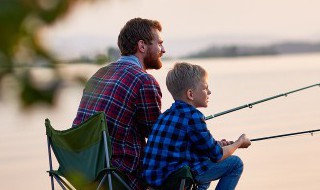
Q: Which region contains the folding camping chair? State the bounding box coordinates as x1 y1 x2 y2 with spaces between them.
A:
45 112 132 190
148 165 196 190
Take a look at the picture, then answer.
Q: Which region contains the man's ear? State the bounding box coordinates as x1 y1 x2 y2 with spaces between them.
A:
137 40 146 53
186 89 194 100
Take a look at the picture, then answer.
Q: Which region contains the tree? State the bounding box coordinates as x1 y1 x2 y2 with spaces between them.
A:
0 0 96 107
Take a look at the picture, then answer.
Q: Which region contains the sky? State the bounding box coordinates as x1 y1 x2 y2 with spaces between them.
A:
42 0 320 59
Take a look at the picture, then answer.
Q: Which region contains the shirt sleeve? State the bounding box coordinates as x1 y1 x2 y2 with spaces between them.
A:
136 76 162 138
187 112 223 162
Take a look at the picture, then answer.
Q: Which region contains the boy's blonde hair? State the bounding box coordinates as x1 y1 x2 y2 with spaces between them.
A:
166 62 207 100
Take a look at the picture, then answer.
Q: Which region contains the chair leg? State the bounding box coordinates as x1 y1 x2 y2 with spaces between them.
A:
47 137 55 190
179 179 186 190
97 174 107 190
52 175 68 190
112 172 133 190
102 131 113 190
107 174 113 190
56 176 73 190
50 175 55 190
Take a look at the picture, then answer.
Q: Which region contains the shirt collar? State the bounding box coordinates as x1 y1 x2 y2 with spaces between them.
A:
173 100 205 119
173 100 194 109
117 55 143 69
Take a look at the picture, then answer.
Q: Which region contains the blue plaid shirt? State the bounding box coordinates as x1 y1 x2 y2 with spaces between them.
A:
142 100 223 186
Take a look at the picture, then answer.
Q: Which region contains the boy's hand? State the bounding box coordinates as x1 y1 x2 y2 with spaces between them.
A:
218 139 234 147
238 134 251 148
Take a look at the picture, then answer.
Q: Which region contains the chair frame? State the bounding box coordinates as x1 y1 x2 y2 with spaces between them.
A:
46 116 133 190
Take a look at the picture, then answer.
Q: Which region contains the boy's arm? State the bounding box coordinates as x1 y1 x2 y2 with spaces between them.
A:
219 134 251 161
218 139 234 146
188 115 224 161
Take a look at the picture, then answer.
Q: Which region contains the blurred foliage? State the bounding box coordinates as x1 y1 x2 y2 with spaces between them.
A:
0 0 97 108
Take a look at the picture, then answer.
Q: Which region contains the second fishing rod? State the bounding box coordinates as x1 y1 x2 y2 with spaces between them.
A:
205 83 320 120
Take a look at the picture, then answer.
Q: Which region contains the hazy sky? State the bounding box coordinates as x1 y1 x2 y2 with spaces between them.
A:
43 0 320 58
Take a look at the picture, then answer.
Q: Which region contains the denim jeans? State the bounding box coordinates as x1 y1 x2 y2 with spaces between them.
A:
194 155 244 190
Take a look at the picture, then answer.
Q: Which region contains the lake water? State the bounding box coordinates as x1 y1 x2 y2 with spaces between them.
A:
1 53 320 189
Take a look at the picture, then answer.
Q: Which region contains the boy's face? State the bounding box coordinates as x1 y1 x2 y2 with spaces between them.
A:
192 76 211 108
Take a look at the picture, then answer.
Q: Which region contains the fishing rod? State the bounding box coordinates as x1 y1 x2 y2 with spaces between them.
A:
205 83 320 120
251 129 320 142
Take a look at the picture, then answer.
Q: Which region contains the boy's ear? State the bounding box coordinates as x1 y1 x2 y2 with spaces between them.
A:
137 40 146 53
186 89 194 100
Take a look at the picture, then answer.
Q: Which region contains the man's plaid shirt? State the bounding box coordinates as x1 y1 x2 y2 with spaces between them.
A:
142 100 223 187
72 59 162 190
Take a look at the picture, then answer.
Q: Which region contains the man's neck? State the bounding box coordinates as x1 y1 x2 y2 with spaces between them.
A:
134 53 146 70
119 55 145 70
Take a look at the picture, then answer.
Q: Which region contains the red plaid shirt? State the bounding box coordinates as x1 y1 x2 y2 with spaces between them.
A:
73 60 162 189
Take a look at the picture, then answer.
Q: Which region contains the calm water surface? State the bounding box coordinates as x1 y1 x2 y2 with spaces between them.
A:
1 53 320 189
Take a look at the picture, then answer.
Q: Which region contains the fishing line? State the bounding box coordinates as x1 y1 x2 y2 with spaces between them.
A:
251 129 320 142
205 83 320 120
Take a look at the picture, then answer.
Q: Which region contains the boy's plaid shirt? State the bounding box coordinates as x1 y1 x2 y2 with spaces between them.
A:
73 61 162 190
142 100 223 187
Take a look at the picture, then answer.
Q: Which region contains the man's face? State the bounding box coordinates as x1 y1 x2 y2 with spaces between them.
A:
144 29 165 70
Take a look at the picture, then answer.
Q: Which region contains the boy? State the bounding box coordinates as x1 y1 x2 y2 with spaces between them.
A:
142 62 251 190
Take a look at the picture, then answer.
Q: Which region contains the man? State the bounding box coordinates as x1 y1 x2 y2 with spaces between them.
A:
72 18 166 190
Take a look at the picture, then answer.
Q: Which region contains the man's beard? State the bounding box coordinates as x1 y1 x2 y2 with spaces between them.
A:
144 49 162 70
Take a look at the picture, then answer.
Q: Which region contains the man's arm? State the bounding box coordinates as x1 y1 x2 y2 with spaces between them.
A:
136 79 162 137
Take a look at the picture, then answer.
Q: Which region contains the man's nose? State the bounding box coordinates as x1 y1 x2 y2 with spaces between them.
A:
161 46 166 54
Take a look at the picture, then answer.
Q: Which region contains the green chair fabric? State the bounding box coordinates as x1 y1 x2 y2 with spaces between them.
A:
163 166 195 190
149 166 196 190
45 112 131 190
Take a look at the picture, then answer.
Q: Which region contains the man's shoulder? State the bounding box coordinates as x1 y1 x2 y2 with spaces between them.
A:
97 62 157 83
115 61 158 82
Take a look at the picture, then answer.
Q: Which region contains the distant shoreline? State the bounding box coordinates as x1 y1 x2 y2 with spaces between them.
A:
61 41 320 62
183 41 320 59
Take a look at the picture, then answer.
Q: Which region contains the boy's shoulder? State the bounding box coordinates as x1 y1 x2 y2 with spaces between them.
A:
162 100 205 120
165 100 193 112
